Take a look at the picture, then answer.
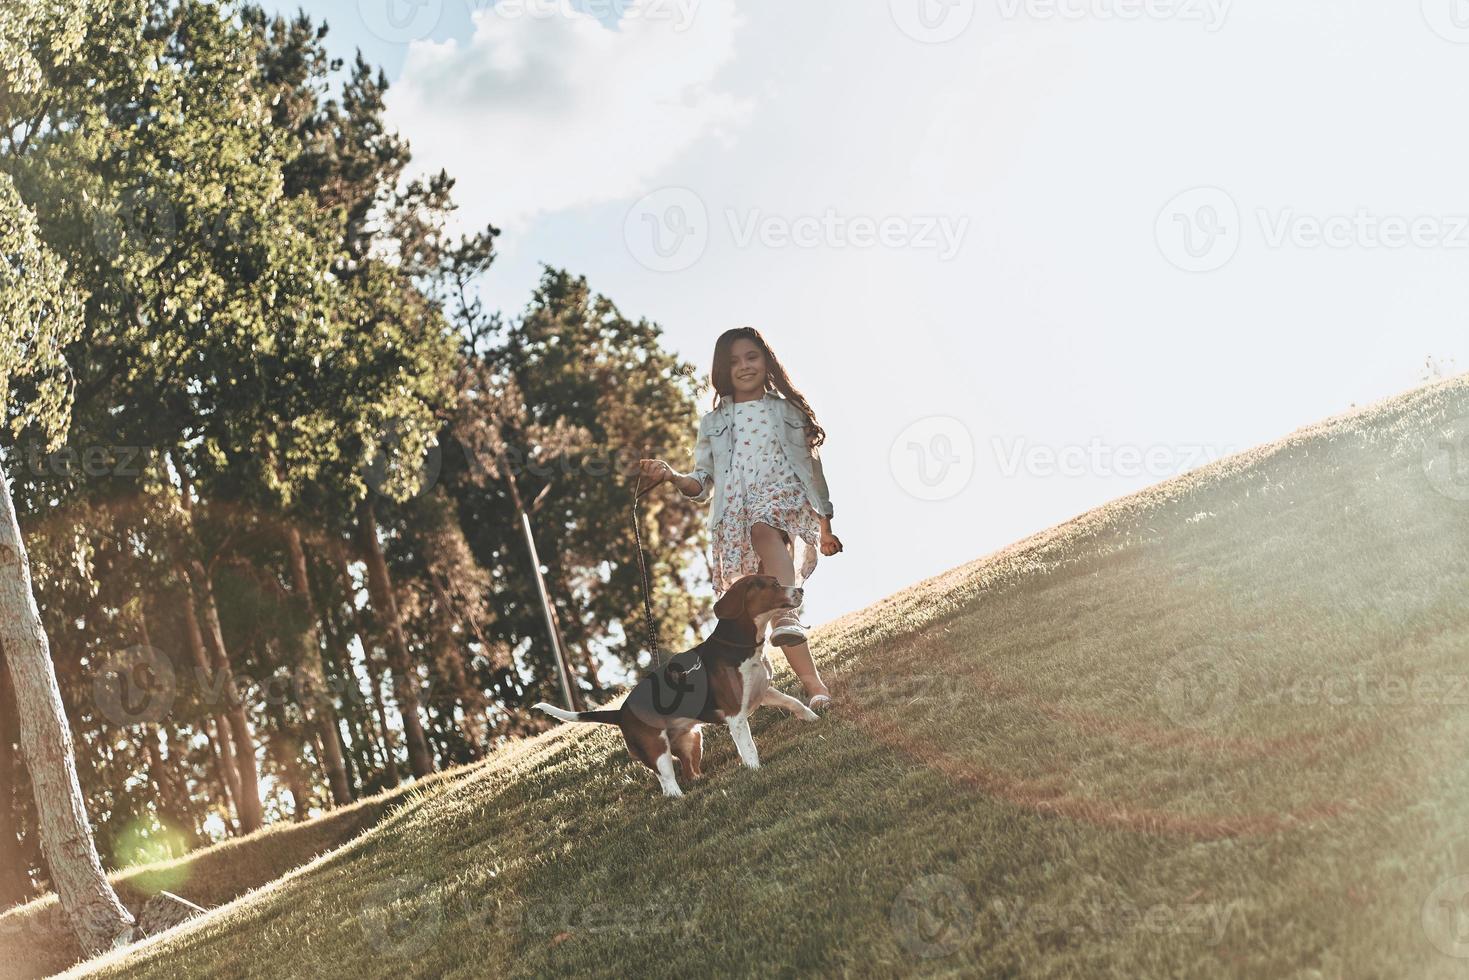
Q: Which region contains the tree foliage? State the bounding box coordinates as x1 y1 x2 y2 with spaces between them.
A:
0 0 710 919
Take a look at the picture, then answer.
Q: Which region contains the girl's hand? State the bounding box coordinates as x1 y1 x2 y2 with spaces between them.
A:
636 458 675 492
820 530 844 556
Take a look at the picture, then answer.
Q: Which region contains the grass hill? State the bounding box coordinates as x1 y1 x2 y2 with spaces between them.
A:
0 768 473 980
9 375 1469 978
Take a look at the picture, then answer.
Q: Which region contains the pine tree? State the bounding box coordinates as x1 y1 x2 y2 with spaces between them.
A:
0 168 136 952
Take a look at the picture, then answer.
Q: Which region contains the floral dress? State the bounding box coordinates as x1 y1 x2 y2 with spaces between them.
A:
710 398 823 598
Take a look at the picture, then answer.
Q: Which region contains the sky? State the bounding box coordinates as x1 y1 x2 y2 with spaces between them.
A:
267 0 1469 629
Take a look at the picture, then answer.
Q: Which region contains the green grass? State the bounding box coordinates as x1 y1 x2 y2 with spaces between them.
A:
29 376 1469 977
0 767 472 980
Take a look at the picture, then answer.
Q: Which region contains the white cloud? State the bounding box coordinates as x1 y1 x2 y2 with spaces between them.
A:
385 0 749 231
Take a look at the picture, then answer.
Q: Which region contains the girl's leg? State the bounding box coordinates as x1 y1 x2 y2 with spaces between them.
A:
750 522 831 701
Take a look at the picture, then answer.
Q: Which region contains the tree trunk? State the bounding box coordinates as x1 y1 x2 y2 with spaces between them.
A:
284 527 352 806
327 538 393 783
144 728 198 852
334 717 359 792
371 667 401 787
311 547 365 792
202 730 237 837
187 559 263 833
325 626 373 791
354 499 434 779
133 612 198 850
286 765 311 823
0 657 34 909
0 467 135 954
176 575 241 834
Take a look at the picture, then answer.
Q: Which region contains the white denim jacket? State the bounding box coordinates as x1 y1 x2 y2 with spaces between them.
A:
680 391 834 528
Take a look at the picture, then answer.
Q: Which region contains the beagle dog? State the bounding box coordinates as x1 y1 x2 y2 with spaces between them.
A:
534 575 820 796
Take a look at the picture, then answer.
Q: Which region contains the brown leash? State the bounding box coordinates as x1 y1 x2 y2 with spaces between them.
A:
632 473 661 669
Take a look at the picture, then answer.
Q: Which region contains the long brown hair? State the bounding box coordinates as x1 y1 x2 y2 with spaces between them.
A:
710 327 825 449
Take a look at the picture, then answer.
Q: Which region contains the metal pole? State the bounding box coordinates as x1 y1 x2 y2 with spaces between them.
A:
500 455 578 710
518 509 577 711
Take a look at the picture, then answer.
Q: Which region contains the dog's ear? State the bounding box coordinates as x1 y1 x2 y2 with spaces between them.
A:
713 578 749 620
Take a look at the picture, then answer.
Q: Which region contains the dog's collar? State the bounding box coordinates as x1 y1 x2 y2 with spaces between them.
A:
705 632 761 653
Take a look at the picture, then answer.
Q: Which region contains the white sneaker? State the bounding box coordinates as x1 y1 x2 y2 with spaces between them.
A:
769 612 808 647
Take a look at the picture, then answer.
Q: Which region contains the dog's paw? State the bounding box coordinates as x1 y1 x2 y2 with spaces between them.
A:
798 707 820 722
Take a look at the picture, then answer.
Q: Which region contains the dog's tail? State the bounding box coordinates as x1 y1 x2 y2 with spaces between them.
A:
533 703 622 726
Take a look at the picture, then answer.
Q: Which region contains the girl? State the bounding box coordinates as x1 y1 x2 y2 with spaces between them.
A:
639 327 843 710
